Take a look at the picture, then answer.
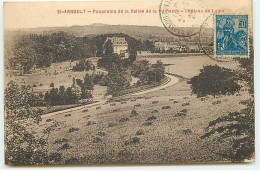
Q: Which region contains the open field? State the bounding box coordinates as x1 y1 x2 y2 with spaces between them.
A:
137 55 239 79
24 55 249 164
5 59 107 92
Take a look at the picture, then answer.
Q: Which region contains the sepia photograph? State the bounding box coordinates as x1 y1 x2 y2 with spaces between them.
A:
3 0 255 166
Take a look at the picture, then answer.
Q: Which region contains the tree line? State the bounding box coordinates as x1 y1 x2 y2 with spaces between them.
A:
9 32 155 74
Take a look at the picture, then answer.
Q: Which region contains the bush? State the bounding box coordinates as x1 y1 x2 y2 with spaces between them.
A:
146 116 157 121
97 132 106 137
48 152 63 163
142 121 153 126
58 143 72 151
113 108 120 112
124 137 140 146
68 128 79 133
119 117 129 122
54 138 69 144
50 83 54 87
188 65 241 97
212 100 222 105
151 110 158 113
182 103 190 106
180 109 188 113
108 123 116 127
65 157 79 164
46 118 53 122
183 129 192 134
130 110 138 117
82 109 88 113
93 136 102 143
117 149 134 162
162 106 171 109
175 112 186 117
136 129 145 136
86 121 95 126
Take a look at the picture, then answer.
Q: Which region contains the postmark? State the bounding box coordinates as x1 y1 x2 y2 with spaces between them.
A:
159 0 210 37
214 15 249 58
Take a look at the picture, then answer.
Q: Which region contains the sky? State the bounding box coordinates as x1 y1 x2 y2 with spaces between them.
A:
3 0 252 29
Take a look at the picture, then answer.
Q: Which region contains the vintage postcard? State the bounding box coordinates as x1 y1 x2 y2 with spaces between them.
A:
4 0 254 165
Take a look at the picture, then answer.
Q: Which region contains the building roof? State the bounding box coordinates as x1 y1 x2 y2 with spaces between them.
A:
106 37 128 46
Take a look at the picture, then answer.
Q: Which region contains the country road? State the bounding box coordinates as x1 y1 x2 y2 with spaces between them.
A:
42 74 179 118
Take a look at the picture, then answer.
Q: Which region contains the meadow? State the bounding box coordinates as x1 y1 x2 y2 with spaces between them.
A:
26 55 249 164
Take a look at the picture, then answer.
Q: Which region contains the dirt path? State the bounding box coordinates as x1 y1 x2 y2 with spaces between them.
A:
132 74 179 96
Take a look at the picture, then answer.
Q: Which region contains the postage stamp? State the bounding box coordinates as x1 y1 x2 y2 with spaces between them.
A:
215 15 249 58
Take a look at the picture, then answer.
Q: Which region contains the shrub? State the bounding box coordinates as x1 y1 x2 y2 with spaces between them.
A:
124 137 140 146
68 128 79 133
134 104 141 108
113 108 120 112
188 65 241 97
65 114 71 117
48 152 63 163
175 112 186 117
146 116 157 121
86 121 96 126
46 118 53 122
180 109 188 113
152 101 159 104
58 143 72 151
54 138 69 144
162 106 171 109
151 110 158 113
82 109 88 113
182 103 190 106
136 129 145 136
117 149 134 162
65 157 79 164
142 121 153 126
183 129 192 134
200 97 206 101
108 123 116 127
97 132 106 137
130 110 138 117
119 117 129 122
92 136 102 143
212 100 222 105
50 83 54 87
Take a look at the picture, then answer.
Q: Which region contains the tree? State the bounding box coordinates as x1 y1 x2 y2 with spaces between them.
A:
188 65 241 97
84 73 94 91
13 35 36 74
199 52 254 162
5 81 61 165
97 40 121 70
131 60 165 85
152 60 165 82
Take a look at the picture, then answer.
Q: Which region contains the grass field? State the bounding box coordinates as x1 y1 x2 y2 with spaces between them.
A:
137 55 239 79
5 60 103 91
25 55 249 164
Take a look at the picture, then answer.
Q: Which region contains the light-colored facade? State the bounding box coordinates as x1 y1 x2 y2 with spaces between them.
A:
105 37 128 57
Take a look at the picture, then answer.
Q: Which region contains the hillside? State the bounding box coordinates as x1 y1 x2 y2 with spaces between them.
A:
6 24 214 41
